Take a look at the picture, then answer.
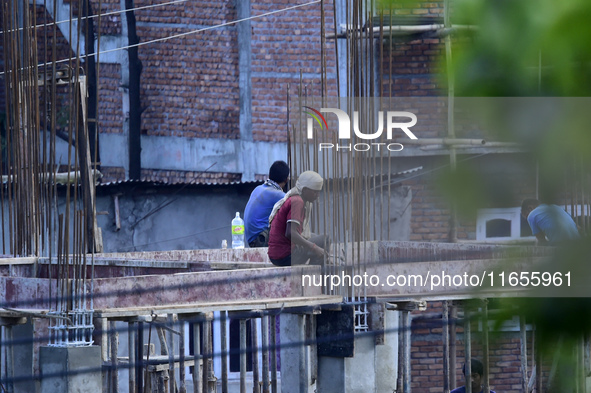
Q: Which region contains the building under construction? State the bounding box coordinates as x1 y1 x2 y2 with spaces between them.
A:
0 0 590 392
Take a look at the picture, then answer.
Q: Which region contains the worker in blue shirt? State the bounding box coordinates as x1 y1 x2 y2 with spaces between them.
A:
451 359 495 393
244 161 290 247
521 199 580 245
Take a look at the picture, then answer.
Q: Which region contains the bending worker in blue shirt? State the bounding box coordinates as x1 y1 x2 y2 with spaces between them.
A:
244 161 290 248
521 199 580 245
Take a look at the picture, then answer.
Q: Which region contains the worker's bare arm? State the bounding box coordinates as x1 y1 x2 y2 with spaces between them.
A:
535 232 549 245
285 222 324 257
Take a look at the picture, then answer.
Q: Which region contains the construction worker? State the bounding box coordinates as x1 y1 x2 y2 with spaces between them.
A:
244 161 290 248
521 199 580 245
451 359 495 393
267 170 328 266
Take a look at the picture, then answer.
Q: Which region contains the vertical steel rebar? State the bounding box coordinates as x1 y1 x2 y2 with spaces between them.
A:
443 301 450 393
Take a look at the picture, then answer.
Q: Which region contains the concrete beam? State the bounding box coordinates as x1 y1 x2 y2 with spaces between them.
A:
95 247 272 263
0 278 52 309
100 133 287 179
89 265 323 310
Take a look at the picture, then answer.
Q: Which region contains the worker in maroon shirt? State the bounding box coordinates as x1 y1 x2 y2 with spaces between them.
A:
267 170 328 267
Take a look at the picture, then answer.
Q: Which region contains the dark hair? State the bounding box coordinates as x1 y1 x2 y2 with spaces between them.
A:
462 359 484 377
269 161 289 184
521 198 540 214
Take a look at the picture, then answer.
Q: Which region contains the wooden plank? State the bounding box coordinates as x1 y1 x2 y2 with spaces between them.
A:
42 257 190 269
209 262 275 270
261 315 270 393
192 322 202 393
203 320 213 393
116 356 196 373
76 77 102 253
0 257 38 266
252 319 259 393
167 314 175 393
95 296 344 319
109 321 119 393
180 320 187 393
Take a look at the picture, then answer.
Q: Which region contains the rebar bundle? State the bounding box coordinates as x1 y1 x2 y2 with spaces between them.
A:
1 0 98 346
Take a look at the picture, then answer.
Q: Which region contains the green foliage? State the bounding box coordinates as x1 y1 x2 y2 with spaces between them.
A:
378 1 591 389
450 0 591 97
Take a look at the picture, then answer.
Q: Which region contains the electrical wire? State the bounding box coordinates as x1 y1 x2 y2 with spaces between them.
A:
0 0 191 36
0 0 322 77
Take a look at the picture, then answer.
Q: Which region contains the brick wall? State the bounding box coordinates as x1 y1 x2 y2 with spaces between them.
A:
410 301 540 393
380 1 445 99
402 154 537 242
381 37 444 98
251 0 337 143
93 0 122 36
97 63 124 134
133 1 239 139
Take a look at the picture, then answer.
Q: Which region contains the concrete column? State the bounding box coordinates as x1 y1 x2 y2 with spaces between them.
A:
12 320 36 393
318 308 399 393
346 336 376 391
279 314 315 393
39 346 103 393
376 309 399 392
317 357 345 393
236 0 254 181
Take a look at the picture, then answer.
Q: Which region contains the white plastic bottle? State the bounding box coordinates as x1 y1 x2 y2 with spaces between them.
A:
231 212 245 249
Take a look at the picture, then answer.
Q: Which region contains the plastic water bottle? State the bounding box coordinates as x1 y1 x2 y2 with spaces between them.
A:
231 212 245 249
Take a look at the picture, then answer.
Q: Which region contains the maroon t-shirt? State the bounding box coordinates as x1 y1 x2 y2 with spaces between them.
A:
268 195 306 260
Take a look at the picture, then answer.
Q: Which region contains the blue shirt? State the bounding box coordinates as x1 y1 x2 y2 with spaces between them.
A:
244 181 285 243
527 204 580 244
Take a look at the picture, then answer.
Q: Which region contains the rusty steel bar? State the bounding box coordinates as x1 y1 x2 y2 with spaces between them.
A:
443 301 450 393
109 321 119 393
